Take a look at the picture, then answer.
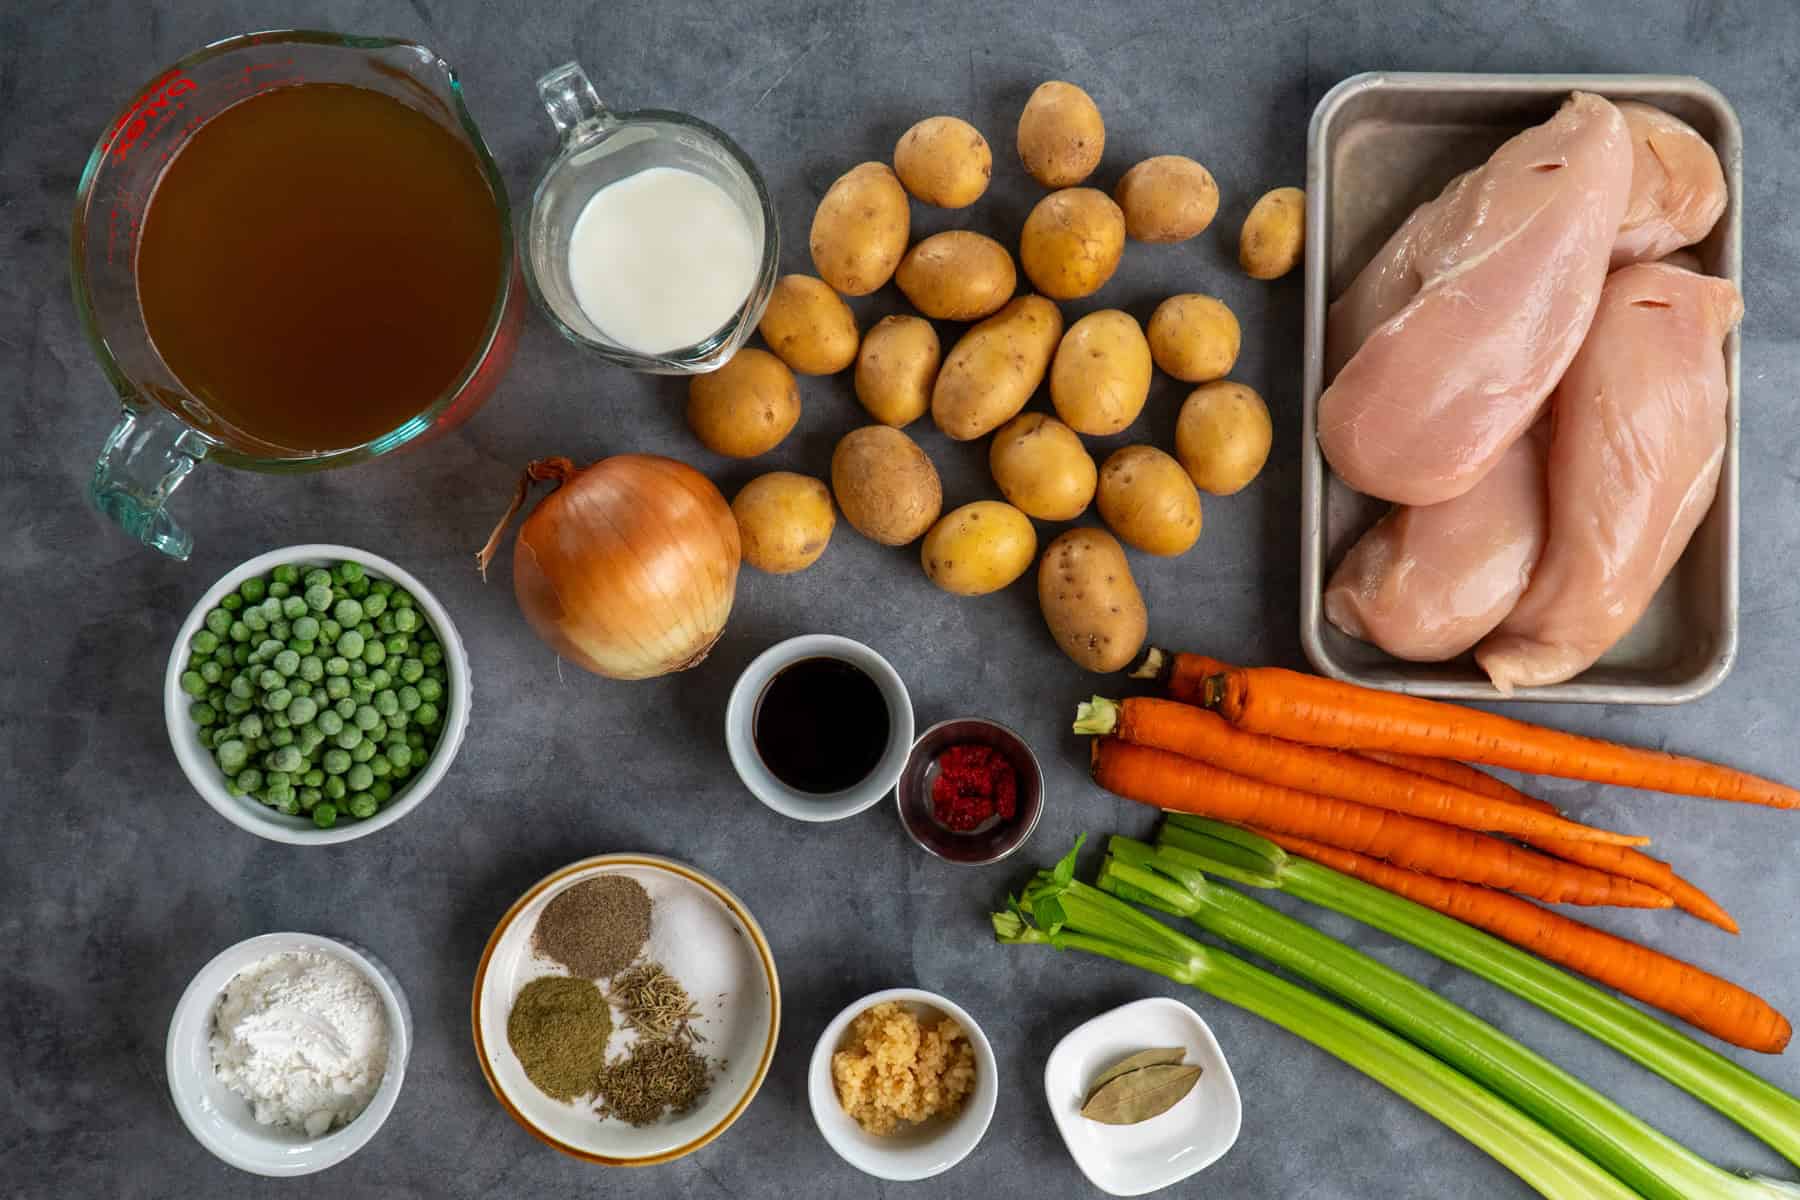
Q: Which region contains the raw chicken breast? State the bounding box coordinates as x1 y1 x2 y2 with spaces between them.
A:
1325 423 1548 662
1475 264 1742 692
1610 101 1728 269
1319 92 1632 506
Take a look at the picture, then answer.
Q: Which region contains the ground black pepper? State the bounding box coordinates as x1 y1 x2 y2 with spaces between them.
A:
532 875 653 978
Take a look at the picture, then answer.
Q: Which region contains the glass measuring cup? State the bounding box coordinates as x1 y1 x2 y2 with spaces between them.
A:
523 62 778 373
73 30 521 561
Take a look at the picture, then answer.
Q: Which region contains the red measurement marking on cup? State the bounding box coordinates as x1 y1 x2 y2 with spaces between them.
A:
108 72 195 162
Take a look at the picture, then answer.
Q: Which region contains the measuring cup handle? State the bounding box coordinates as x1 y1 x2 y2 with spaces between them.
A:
536 61 614 139
88 406 207 560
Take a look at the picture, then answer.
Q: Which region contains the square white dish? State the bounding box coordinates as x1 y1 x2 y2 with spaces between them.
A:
1042 997 1242 1196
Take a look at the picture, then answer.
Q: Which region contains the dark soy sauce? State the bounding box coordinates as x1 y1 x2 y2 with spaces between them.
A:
753 657 890 794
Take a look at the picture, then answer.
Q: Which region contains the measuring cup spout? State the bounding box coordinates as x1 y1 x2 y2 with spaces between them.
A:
88 406 207 560
537 62 615 140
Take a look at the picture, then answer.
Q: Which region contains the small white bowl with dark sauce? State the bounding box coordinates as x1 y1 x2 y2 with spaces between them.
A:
725 635 914 822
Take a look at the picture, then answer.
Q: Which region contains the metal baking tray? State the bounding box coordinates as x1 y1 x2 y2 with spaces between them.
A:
1299 73 1743 704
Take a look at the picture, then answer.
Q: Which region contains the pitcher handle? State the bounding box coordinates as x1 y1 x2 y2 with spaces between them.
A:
88 405 207 560
536 62 614 141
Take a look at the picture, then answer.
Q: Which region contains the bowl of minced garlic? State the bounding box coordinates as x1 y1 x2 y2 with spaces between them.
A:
808 988 998 1182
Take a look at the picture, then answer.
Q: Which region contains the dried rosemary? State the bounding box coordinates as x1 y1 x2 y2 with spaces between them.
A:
610 961 705 1043
594 1037 712 1126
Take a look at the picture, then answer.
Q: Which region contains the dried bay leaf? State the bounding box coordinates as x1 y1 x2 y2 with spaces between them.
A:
1084 1047 1188 1101
1079 1063 1204 1125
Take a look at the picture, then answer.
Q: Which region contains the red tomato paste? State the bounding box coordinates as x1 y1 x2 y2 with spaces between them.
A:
930 743 1018 831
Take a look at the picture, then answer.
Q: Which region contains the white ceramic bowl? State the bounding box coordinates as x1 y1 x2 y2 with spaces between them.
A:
472 854 780 1165
163 544 470 845
1042 997 1241 1196
165 932 413 1176
724 634 914 822
808 988 999 1181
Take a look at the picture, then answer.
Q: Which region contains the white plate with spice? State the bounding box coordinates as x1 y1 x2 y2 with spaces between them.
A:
471 854 780 1165
1043 997 1241 1196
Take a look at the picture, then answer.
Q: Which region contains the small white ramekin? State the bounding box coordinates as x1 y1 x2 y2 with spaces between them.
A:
724 634 913 822
808 987 999 1181
165 931 413 1176
163 544 470 845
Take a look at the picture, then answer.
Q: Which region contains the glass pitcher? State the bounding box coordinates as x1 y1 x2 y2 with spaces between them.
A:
73 30 522 561
522 62 778 373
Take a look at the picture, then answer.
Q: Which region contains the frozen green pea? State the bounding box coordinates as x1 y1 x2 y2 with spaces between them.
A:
362 592 388 618
373 690 399 717
382 634 407 656
256 597 280 621
349 659 368 679
233 644 252 667
223 694 252 716
368 668 392 690
204 608 232 636
335 726 363 750
272 564 299 586
377 612 399 635
312 803 338 829
324 775 347 800
214 643 237 665
419 642 441 666
286 696 318 725
385 742 412 770
417 677 442 704
275 794 300 816
368 754 392 779
255 734 272 752
265 688 292 712
320 618 342 642
399 658 424 684
385 707 408 731
350 738 378 763
391 588 413 609
298 788 322 812
325 676 351 702
351 678 376 703
299 655 324 683
353 704 380 731
197 728 217 749
273 649 300 677
371 780 393 803
221 592 244 612
240 577 266 603
366 719 388 743
288 638 315 656
333 597 364 626
230 674 255 699
270 745 303 773
254 639 285 663
316 708 344 735
405 730 425 750
191 629 220 655
325 656 349 677
336 630 364 658
270 728 295 749
305 584 333 613
322 748 352 775
336 561 365 583
346 762 374 791
235 613 260 637
392 607 419 634
265 769 291 789
256 669 281 691
398 686 420 711
292 615 320 642
199 660 224 685
180 670 207 697
238 712 264 739
236 767 263 792
190 701 217 726
271 619 291 641
414 702 440 727
347 792 378 819
302 768 324 787
281 595 308 619
289 680 312 698
304 567 332 588
268 582 290 601
217 739 249 771
362 640 386 667
334 697 357 720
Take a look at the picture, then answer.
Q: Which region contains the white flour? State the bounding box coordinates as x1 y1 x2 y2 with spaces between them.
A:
209 950 390 1137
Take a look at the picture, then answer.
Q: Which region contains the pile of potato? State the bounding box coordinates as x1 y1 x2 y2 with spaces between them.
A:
690 80 1303 673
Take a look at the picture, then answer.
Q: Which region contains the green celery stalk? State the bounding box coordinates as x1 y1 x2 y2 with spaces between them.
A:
994 856 1641 1200
1108 833 1800 1199
1158 814 1800 1172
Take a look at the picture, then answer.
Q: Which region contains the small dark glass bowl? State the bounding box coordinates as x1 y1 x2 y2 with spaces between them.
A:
895 718 1044 866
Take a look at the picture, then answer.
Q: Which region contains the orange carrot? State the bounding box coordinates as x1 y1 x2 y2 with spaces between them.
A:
1362 750 1740 935
1201 663 1800 810
1081 696 1644 845
1089 737 1672 909
1254 829 1790 1054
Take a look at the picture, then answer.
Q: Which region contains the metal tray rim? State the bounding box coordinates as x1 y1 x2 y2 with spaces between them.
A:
1299 72 1743 705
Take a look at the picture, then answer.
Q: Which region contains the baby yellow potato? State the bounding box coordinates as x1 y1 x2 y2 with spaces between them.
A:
1114 155 1220 243
1176 381 1273 495
759 275 859 375
989 412 1097 521
893 115 992 208
732 472 836 574
1038 528 1147 673
685 348 800 458
1017 81 1105 189
896 231 1017 321
1097 444 1203 556
830 425 943 546
1147 293 1240 383
810 162 911 296
1240 186 1305 280
920 501 1038 596
931 295 1064 441
854 315 940 427
1049 309 1152 436
1019 188 1126 300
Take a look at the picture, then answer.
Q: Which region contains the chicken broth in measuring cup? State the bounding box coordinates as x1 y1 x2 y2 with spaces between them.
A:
136 83 507 453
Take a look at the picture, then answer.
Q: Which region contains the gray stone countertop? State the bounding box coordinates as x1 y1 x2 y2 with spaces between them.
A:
6 1 1800 1196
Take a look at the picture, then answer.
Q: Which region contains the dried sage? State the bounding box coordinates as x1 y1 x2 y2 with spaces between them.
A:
1084 1047 1188 1101
1079 1062 1204 1125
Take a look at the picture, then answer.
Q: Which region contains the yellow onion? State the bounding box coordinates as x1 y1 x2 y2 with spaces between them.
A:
477 455 740 679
